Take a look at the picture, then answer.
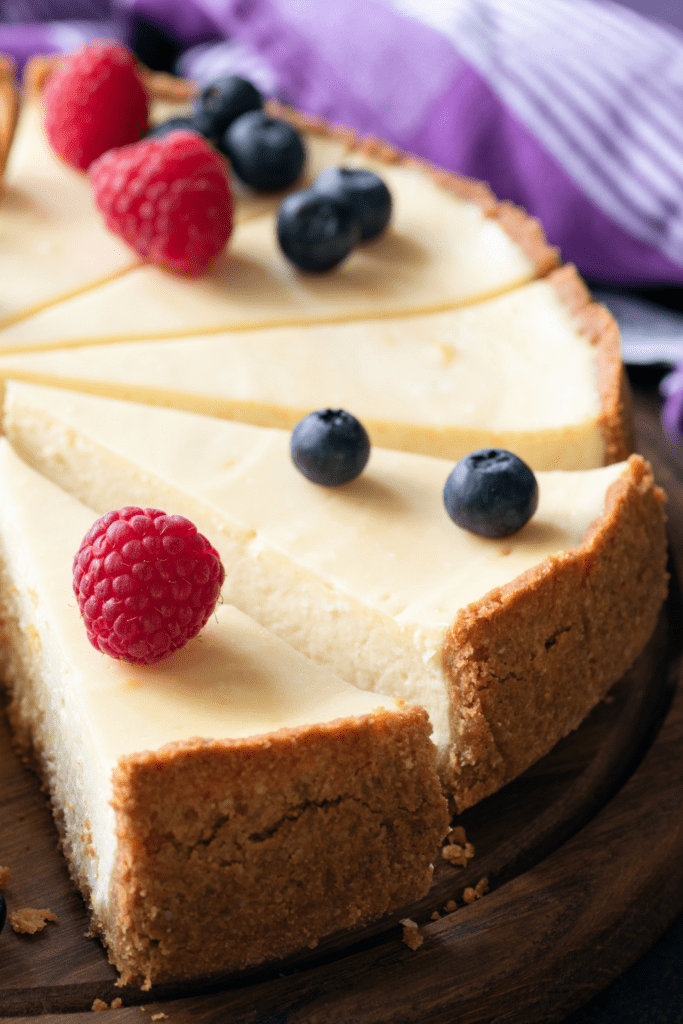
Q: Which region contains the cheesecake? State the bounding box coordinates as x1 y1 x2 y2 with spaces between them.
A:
4 382 667 811
0 436 448 986
0 265 631 470
0 58 352 333
0 56 556 352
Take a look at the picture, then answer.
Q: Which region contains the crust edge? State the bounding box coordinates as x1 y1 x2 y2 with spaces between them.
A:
0 56 19 183
442 454 667 811
548 264 635 464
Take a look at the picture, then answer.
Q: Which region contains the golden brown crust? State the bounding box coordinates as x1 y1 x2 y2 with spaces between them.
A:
22 54 59 97
109 707 448 986
548 264 635 464
0 56 19 183
442 454 667 811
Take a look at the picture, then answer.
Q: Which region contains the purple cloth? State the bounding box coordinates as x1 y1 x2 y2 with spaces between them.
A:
2 0 683 287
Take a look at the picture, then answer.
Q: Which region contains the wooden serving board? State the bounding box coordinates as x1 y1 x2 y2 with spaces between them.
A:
1 387 682 1023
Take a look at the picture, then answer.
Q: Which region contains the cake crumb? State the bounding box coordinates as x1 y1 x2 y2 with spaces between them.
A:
151 1014 168 1021
92 998 109 1012
112 998 123 1009
444 900 458 913
400 918 423 950
442 825 475 867
463 877 490 904
430 911 441 921
0 865 9 889
9 907 58 933
442 840 475 867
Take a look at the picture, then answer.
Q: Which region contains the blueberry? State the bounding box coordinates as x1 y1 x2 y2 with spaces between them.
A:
192 75 263 139
313 167 392 240
222 110 305 191
291 409 370 486
443 449 539 538
0 891 5 935
147 117 199 139
277 189 361 272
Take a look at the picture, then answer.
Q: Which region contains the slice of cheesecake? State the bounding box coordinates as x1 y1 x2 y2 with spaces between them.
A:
0 59 140 329
4 382 667 810
0 267 632 470
0 437 448 986
0 56 353 334
0 54 557 351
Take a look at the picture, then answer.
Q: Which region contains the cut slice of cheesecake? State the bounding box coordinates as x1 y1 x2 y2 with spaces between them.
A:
4 382 667 811
0 61 140 329
0 267 632 470
0 56 353 333
0 436 448 986
0 55 557 351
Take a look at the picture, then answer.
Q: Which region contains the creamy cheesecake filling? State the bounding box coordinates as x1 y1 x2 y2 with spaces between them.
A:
0 439 414 926
0 278 605 469
0 93 354 332
0 97 140 326
0 125 538 351
3 382 626 763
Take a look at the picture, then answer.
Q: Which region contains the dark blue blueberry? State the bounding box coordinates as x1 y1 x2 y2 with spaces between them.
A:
222 110 305 191
443 448 539 538
192 75 263 140
291 409 370 486
313 167 392 240
277 189 360 272
0 890 5 935
147 117 199 139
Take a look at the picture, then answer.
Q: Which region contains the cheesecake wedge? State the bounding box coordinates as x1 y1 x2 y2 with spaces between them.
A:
0 437 448 986
4 382 667 810
0 267 631 469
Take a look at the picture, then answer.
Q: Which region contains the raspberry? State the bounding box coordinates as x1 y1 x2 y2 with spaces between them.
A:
43 41 149 171
90 131 234 274
73 507 225 665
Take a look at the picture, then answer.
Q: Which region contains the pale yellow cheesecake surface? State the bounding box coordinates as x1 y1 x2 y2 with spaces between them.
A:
0 80 547 351
0 276 606 469
3 381 646 784
0 96 139 327
0 436 447 983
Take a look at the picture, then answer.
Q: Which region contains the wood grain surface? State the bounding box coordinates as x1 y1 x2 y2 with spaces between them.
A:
1 386 681 1023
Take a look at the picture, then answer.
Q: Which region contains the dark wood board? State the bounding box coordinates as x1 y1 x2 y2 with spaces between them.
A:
1 387 682 1023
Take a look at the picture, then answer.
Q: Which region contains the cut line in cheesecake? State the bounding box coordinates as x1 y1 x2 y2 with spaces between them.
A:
0 267 632 470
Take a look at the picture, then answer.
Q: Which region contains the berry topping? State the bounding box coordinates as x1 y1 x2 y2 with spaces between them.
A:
443 449 539 539
90 130 234 275
223 110 305 191
147 116 198 139
291 409 370 486
314 167 392 240
43 41 149 171
193 75 263 139
73 507 225 665
277 189 361 272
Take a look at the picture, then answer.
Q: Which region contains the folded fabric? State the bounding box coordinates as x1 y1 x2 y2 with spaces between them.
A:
2 0 683 288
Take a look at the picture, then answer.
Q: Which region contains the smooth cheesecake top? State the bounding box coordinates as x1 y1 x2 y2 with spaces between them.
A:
4 382 626 631
0 91 540 349
0 438 399 765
